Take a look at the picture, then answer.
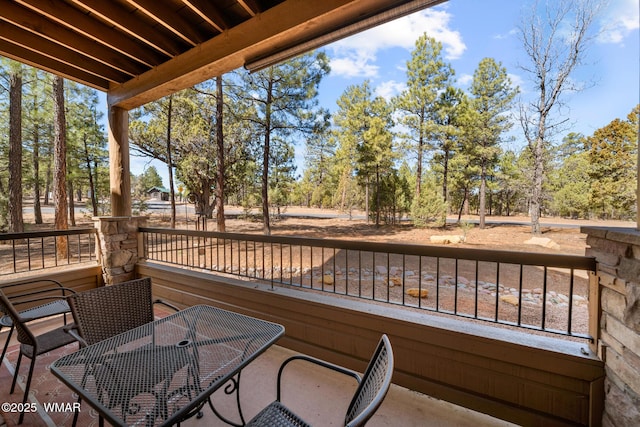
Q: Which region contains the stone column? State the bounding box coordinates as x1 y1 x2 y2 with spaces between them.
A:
582 226 640 426
95 216 146 285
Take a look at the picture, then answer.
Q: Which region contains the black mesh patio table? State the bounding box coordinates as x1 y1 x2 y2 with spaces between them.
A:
51 304 285 427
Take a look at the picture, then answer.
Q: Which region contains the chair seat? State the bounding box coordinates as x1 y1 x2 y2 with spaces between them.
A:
20 323 77 359
246 401 311 427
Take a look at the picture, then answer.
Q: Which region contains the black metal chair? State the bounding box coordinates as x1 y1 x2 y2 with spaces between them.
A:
0 284 78 424
64 277 179 425
246 334 394 427
65 277 178 347
0 279 73 365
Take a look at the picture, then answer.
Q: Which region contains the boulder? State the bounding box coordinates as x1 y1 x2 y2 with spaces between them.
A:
406 288 428 299
524 236 560 250
321 274 334 286
430 235 464 244
500 294 519 306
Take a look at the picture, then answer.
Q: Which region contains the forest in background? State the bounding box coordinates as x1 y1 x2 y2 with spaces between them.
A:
0 1 637 236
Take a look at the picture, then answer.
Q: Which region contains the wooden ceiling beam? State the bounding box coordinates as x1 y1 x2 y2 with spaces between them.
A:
0 1 148 76
126 0 205 46
0 22 131 82
71 0 186 57
0 38 110 90
108 0 429 110
181 0 229 33
16 0 166 68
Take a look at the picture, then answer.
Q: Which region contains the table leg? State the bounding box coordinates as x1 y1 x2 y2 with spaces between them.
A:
207 372 246 427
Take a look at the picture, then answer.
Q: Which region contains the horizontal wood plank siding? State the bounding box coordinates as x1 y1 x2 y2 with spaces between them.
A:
0 264 102 295
138 262 604 426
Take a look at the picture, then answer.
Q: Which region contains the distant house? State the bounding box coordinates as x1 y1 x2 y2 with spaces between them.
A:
147 186 170 201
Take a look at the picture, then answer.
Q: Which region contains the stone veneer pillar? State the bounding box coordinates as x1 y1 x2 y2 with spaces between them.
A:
582 226 640 426
94 216 146 285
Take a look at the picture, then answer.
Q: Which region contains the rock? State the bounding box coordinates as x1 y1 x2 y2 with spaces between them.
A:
524 236 560 250
406 288 428 298
375 265 388 275
500 294 520 306
430 235 464 244
322 274 334 286
389 276 402 287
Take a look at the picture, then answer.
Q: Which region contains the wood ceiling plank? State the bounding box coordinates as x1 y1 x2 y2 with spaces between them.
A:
0 1 148 76
181 0 229 33
126 0 206 46
0 38 110 90
109 0 396 108
0 21 131 82
236 0 261 16
72 0 186 57
16 0 167 68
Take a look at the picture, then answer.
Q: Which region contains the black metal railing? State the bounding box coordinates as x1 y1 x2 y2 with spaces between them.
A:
140 227 596 340
0 228 97 275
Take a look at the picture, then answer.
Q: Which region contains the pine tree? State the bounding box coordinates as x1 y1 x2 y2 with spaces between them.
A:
467 58 517 229
395 34 454 199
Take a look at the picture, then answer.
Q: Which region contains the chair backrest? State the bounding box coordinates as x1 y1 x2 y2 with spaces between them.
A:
67 278 155 346
0 290 37 348
344 334 394 427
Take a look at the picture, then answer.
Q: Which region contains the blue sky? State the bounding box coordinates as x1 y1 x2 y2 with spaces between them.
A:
136 0 639 185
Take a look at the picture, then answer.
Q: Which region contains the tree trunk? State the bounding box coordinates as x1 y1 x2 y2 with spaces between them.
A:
44 160 51 205
68 180 76 227
415 121 424 199
215 76 226 232
479 161 487 229
165 95 176 228
83 133 99 216
530 134 545 234
261 76 273 235
53 76 68 258
375 165 380 227
33 129 43 224
8 66 24 233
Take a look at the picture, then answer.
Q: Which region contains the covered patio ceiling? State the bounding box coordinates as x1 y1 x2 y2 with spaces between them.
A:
0 0 445 109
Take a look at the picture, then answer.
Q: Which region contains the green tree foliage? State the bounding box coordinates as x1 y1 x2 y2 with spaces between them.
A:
588 105 638 219
548 133 592 218
334 81 396 226
302 114 334 208
65 82 109 217
411 172 447 227
395 34 454 199
431 86 466 208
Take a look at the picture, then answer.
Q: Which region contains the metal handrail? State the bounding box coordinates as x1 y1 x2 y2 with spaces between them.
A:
140 227 596 340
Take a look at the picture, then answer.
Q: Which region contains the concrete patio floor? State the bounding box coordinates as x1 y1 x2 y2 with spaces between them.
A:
0 314 517 427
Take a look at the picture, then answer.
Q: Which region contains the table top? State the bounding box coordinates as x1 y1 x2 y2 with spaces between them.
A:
51 304 284 427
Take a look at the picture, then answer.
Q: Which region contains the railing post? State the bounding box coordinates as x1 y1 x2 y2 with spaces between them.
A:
94 216 147 285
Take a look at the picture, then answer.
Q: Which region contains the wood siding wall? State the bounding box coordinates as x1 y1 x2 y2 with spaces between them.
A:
139 262 604 427
0 264 102 296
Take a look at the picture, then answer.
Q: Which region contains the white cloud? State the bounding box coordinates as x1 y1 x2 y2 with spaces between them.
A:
493 28 518 40
507 73 525 93
329 54 379 78
328 8 466 78
457 74 473 86
598 0 639 44
375 80 406 100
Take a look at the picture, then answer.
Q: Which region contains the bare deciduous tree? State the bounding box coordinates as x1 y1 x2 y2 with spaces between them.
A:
518 0 603 234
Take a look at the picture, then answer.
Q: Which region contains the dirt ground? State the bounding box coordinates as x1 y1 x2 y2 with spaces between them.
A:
18 204 636 338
